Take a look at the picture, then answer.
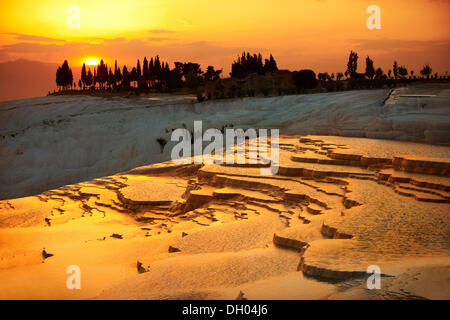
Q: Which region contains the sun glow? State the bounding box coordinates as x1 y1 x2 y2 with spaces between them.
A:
86 58 99 66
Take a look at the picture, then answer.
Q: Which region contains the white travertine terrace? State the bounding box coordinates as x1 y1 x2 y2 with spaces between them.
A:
0 134 448 299
1 85 449 199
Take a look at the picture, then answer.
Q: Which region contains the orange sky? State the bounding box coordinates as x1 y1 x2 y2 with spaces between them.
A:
0 0 449 76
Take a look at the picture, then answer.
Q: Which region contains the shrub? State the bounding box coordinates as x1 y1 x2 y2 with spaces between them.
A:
292 70 318 90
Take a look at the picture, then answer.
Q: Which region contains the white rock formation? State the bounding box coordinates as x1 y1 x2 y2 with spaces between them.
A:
1 87 449 199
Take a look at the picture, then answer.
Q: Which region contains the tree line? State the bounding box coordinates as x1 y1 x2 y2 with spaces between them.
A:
343 50 434 81
56 52 277 92
230 52 278 78
55 50 447 99
77 57 209 91
289 51 441 93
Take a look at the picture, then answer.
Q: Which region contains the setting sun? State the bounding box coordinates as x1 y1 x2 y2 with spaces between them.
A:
86 58 99 66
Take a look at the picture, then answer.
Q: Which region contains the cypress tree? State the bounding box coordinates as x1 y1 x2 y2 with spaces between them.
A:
122 65 129 87
365 56 375 79
81 63 87 89
393 61 398 80
143 57 149 80
136 59 141 79
347 51 358 79
269 54 277 72
155 56 161 80
56 60 73 90
86 69 93 87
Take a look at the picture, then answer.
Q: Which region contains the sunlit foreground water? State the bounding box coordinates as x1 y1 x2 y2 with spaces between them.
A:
0 135 449 299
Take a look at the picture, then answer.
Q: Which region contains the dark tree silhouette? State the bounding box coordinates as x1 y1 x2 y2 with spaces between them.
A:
171 62 203 89
393 61 398 80
56 60 73 90
264 54 278 73
374 68 384 80
85 69 93 87
55 47 441 99
122 65 130 88
230 60 246 79
131 67 137 87
346 51 358 79
398 66 408 79
168 63 184 89
318 72 331 81
230 52 277 78
136 59 141 80
148 57 155 82
81 63 87 89
292 70 318 90
107 68 114 88
365 56 375 80
96 60 108 89
154 56 162 80
203 66 222 82
420 64 432 79
143 57 149 83
114 61 121 86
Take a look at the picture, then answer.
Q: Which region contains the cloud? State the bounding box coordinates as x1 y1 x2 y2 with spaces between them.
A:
2 33 66 43
0 42 64 54
0 38 263 74
148 29 176 34
147 37 174 42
